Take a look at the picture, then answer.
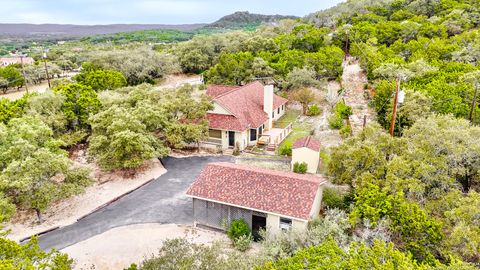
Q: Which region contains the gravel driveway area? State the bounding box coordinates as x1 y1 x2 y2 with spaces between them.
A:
38 155 232 250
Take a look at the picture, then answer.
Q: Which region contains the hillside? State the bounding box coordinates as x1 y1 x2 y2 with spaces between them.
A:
0 23 205 39
207 11 299 29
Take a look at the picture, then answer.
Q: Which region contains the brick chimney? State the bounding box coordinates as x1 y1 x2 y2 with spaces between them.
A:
264 84 274 130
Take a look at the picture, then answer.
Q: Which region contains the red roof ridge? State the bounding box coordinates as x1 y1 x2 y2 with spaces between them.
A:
214 81 262 99
293 136 321 152
208 162 326 184
186 162 326 220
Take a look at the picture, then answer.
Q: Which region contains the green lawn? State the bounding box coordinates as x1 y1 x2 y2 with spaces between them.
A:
274 109 301 128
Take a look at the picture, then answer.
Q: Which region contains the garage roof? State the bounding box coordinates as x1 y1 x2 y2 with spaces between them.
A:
186 162 326 220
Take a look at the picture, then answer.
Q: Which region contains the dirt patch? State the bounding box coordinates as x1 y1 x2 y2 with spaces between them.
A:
341 57 375 134
4 157 166 242
62 223 228 270
155 74 203 89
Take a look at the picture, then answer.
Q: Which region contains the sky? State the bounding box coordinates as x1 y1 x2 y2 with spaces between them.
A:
1 0 344 25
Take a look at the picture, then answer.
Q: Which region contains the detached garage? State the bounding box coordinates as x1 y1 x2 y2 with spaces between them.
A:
291 136 321 174
186 162 326 236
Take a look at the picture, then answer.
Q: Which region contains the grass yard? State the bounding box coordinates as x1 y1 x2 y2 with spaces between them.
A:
274 109 301 129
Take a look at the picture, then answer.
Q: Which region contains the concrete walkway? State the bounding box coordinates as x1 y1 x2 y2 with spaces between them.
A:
38 155 232 250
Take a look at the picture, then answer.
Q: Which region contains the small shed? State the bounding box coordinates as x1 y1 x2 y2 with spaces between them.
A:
291 136 321 174
186 162 326 236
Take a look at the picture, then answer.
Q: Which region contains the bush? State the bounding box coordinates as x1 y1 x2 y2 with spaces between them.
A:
279 144 292 156
335 102 353 119
232 142 241 156
322 187 348 210
339 125 352 138
233 234 253 252
328 113 344 129
227 219 251 240
293 162 308 174
306 104 321 116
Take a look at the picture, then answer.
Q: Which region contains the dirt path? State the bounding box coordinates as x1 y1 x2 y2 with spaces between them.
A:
155 74 202 89
0 81 50 100
341 57 374 134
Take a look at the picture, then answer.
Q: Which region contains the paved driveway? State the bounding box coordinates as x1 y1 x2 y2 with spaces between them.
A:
38 155 232 250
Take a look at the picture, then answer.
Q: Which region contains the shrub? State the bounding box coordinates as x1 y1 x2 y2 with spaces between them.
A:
306 104 321 116
279 144 292 156
339 125 352 138
232 142 241 156
335 102 353 119
328 113 344 129
227 219 251 240
198 84 207 90
233 234 253 252
322 187 348 210
293 162 308 174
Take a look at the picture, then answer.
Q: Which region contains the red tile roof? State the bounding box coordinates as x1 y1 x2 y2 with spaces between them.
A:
293 136 321 152
206 81 288 131
186 162 326 220
207 85 239 98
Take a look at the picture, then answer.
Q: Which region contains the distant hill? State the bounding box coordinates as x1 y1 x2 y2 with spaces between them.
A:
0 23 206 40
207 11 299 29
0 11 298 46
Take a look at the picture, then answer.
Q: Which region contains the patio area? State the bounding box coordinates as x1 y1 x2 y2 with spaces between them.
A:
258 123 293 150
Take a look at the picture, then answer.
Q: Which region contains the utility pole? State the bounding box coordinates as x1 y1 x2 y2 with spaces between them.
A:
389 77 400 136
469 83 479 122
20 54 28 94
43 51 51 88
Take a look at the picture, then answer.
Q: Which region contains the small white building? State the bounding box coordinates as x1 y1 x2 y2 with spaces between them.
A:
187 162 326 236
291 136 321 174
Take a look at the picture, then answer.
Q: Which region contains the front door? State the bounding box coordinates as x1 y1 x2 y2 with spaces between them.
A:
228 131 235 147
252 215 267 241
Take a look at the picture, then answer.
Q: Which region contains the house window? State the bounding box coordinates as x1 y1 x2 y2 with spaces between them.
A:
250 128 257 141
272 112 274 118
279 217 292 231
209 129 222 138
277 108 280 114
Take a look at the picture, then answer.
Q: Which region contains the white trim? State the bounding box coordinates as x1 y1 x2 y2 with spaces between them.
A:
187 195 309 222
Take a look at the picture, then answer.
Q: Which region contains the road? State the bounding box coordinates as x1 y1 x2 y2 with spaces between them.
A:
38 155 232 250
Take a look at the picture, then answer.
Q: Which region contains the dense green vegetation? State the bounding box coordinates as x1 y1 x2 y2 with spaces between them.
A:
1 0 480 268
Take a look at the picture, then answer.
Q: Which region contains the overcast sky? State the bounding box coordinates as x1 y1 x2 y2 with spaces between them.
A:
2 0 344 25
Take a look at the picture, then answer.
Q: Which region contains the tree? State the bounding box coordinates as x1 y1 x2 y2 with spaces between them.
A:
0 66 24 93
0 236 73 269
327 123 402 187
74 69 127 91
0 116 92 221
289 88 316 114
90 84 212 171
88 105 167 171
205 52 255 85
263 238 427 269
403 115 480 192
0 95 30 124
53 83 101 129
85 47 179 85
285 67 321 90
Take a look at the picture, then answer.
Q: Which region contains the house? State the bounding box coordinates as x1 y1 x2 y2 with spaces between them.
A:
291 136 321 174
202 81 291 151
0 56 34 67
186 162 326 236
